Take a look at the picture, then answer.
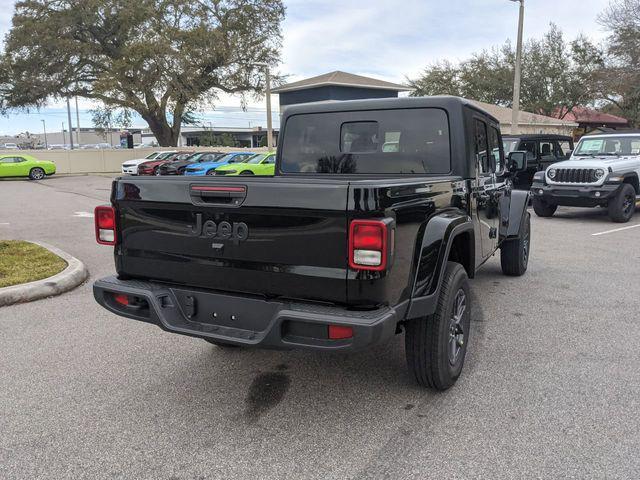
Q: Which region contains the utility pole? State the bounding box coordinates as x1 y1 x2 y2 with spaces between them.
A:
41 119 48 149
510 0 525 134
62 122 66 145
66 97 74 149
265 65 273 150
253 62 274 150
75 95 81 146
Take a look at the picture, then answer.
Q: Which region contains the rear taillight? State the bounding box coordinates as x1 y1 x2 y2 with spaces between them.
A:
348 219 388 271
95 205 117 245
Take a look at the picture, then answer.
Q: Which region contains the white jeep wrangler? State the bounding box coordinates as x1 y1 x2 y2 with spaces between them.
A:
530 133 640 222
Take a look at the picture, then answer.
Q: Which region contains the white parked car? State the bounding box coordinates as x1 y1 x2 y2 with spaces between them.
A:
121 151 177 175
3 143 19 150
531 132 640 222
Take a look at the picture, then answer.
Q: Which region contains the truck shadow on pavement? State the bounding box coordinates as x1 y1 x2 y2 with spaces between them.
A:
153 270 494 427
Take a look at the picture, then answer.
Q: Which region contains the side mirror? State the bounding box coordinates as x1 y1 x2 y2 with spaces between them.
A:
507 151 527 173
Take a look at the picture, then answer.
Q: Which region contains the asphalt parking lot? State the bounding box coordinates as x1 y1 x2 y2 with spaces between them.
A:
1 175 640 480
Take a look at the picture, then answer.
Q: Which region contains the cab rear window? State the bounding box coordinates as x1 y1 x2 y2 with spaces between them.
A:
280 108 451 174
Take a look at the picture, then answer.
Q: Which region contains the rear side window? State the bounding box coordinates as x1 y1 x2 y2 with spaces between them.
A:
280 108 451 174
474 119 489 174
488 126 502 172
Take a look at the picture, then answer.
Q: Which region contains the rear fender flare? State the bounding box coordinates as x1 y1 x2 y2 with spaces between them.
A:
406 212 475 320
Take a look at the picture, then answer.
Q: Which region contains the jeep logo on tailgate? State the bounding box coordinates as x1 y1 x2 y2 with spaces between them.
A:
189 213 248 244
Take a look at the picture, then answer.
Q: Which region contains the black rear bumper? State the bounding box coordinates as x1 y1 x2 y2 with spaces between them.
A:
531 181 622 207
93 276 401 351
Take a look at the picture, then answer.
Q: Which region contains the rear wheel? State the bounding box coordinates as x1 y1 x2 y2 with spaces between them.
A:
405 262 470 390
500 213 530 276
29 167 45 180
206 169 216 176
532 196 557 217
608 183 636 223
239 171 254 175
154 167 161 176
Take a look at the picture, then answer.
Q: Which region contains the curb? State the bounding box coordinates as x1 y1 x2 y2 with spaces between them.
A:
0 241 89 307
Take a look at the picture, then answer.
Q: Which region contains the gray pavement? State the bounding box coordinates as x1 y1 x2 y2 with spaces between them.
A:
1 175 639 479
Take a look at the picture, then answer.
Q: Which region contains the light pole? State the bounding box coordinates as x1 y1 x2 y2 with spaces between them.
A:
66 97 74 149
62 122 66 146
510 0 524 134
41 119 48 149
75 95 81 146
253 62 273 150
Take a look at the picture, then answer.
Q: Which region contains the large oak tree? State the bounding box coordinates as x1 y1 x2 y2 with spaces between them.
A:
409 24 604 119
0 0 285 145
598 0 640 126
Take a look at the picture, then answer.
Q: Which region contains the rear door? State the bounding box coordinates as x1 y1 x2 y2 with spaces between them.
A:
114 177 350 304
473 119 503 259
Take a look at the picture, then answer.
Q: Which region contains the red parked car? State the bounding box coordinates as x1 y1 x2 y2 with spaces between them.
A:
137 151 194 175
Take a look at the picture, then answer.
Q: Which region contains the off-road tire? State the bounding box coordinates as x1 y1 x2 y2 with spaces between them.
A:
203 338 241 348
500 212 531 276
405 261 470 390
29 167 45 180
532 197 556 217
608 183 636 223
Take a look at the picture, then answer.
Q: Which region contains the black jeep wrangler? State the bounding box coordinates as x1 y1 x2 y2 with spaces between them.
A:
503 134 574 189
93 97 531 390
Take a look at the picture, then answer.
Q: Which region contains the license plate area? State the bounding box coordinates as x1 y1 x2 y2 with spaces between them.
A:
171 287 280 332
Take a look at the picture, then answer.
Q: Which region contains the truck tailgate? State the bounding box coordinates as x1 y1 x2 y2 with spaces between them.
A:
113 176 349 304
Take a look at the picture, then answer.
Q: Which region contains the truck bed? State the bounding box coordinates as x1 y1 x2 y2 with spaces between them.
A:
111 174 458 307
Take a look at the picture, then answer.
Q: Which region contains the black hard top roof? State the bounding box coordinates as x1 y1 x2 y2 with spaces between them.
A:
502 134 573 141
281 96 501 125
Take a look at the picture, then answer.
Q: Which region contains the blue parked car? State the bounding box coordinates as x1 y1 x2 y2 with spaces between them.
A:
184 152 255 176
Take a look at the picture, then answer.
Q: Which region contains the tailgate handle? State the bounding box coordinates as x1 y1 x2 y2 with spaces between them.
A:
190 185 247 206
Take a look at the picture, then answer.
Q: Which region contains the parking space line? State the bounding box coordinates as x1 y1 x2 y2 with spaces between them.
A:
73 212 94 218
592 224 640 236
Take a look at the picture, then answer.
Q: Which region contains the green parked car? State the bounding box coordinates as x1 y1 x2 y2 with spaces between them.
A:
0 154 56 180
214 152 276 176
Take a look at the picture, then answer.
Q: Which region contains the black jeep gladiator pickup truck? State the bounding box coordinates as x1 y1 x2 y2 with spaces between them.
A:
93 97 531 390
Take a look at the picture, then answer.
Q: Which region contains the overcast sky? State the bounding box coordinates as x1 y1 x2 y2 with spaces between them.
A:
0 0 613 135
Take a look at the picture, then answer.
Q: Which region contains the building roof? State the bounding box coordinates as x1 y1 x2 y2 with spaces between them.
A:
558 106 628 126
469 100 578 128
280 96 502 126
272 71 413 94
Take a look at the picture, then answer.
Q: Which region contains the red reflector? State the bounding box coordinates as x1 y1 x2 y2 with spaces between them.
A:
113 294 129 306
328 325 353 340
